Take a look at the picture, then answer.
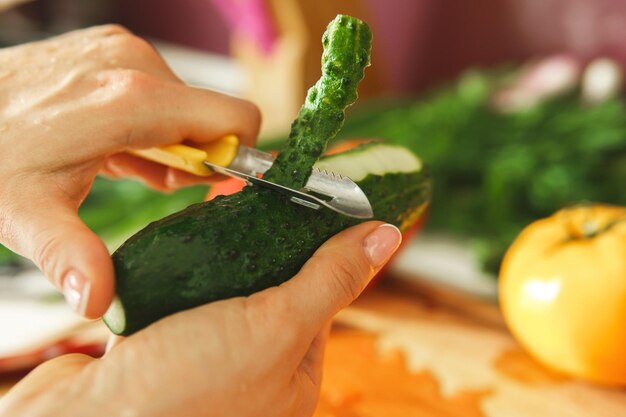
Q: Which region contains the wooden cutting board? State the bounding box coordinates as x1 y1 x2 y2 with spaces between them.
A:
314 277 626 417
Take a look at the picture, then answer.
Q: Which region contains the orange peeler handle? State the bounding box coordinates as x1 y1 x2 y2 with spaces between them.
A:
129 135 240 176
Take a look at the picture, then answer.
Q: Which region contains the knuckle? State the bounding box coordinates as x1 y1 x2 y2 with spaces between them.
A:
242 100 262 126
325 253 370 303
105 30 154 55
97 68 155 96
92 23 130 37
248 288 300 346
233 99 262 137
249 287 290 324
33 234 63 286
115 68 153 88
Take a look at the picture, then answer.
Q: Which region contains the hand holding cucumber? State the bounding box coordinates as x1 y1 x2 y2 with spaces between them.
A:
0 222 401 417
0 25 260 318
0 13 424 417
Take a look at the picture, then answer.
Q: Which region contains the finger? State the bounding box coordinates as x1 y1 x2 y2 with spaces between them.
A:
97 26 182 82
105 334 126 354
1 353 94 411
95 72 261 153
277 222 402 339
60 24 182 83
103 154 227 190
163 168 225 189
298 321 332 387
102 153 170 191
161 86 261 148
1 200 115 319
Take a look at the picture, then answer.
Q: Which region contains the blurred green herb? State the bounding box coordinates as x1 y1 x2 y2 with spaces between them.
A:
0 177 208 267
336 70 626 274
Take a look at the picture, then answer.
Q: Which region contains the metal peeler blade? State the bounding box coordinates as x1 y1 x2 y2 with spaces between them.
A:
204 162 374 219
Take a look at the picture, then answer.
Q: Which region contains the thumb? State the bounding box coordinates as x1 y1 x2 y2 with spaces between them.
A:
275 221 402 338
1 201 114 319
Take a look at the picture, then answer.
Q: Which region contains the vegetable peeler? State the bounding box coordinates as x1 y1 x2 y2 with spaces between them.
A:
129 135 374 219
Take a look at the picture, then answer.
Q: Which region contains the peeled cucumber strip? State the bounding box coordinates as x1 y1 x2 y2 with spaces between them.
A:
264 14 372 188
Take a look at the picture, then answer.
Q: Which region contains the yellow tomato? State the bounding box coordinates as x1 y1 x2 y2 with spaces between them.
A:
499 204 626 385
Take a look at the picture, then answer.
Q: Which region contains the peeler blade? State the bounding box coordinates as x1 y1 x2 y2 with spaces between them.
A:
303 168 374 219
204 162 374 219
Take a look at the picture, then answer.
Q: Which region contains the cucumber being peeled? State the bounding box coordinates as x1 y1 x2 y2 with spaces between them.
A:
103 15 431 335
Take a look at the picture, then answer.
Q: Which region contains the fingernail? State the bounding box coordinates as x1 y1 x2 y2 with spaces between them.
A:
63 271 90 316
164 169 177 189
105 159 124 176
363 224 402 268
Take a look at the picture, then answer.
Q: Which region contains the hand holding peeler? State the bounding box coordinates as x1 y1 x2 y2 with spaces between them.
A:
129 135 373 219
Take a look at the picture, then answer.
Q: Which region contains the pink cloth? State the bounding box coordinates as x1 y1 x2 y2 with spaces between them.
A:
210 0 276 54
115 0 626 94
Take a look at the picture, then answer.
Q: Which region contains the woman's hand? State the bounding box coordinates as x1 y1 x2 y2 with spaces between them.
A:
0 222 402 417
0 25 260 318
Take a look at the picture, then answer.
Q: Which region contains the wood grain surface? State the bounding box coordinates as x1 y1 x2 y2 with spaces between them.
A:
2 275 624 416
314 278 626 417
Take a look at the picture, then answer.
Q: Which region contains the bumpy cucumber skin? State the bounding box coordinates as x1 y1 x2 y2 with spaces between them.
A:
105 15 427 335
109 168 430 335
264 15 372 188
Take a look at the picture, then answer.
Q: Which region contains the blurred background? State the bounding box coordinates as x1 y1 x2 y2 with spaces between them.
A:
1 0 625 405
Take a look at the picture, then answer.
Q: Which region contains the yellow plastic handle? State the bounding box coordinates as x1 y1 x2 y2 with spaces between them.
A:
129 135 240 176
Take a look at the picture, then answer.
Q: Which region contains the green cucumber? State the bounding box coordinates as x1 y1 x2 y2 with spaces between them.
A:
264 14 371 188
103 15 431 335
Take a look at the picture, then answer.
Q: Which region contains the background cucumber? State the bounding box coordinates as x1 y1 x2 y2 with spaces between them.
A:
103 15 430 335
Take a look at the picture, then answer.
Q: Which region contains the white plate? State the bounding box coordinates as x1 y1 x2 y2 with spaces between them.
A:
389 232 499 300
